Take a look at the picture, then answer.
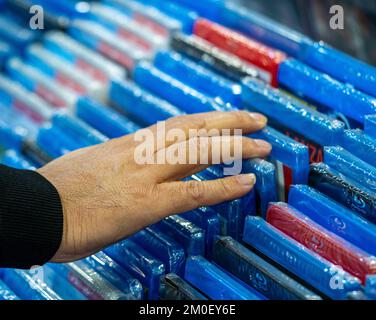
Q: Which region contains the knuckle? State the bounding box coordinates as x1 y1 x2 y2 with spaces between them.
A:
231 111 248 124
185 181 206 202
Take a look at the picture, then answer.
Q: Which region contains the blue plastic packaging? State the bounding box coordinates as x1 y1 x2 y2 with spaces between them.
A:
366 275 376 300
134 62 235 114
84 255 143 300
243 216 361 299
51 113 108 147
242 159 278 216
288 185 376 257
0 75 54 124
154 50 242 106
43 31 126 83
131 227 186 276
184 256 262 300
300 42 376 98
2 149 35 170
341 129 376 167
242 77 345 162
181 206 220 258
309 163 376 224
76 97 140 139
154 216 205 256
324 146 376 193
50 261 129 300
109 79 184 126
365 115 376 139
0 39 15 68
2 269 61 300
159 273 208 300
105 239 165 300
0 280 19 300
278 59 376 124
6 57 78 109
69 19 149 72
213 236 322 300
250 126 309 200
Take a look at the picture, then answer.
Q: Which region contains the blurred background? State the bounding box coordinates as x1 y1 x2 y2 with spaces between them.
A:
233 0 376 65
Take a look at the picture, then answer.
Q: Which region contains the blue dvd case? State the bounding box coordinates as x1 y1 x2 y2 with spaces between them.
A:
243 216 361 299
51 113 108 147
154 50 242 106
184 256 262 300
0 280 19 300
365 115 376 139
109 79 184 126
341 129 376 167
324 146 376 193
2 269 62 300
278 59 376 124
242 77 345 162
289 185 376 257
154 216 205 256
134 62 235 114
83 255 143 300
181 206 220 259
300 42 376 98
249 126 309 200
2 149 35 170
213 237 322 300
159 273 208 300
76 98 140 139
104 239 165 300
309 163 376 224
131 227 186 276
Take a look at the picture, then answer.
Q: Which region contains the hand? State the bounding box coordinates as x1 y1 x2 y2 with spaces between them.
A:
37 111 271 263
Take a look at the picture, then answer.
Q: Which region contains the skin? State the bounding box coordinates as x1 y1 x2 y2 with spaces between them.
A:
37 111 271 263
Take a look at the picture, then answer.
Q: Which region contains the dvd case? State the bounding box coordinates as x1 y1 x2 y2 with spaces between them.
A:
2 269 62 300
300 42 376 98
154 50 242 106
134 62 235 114
243 216 362 299
184 256 262 300
309 163 376 224
50 261 129 300
212 236 322 300
341 129 376 167
43 31 126 84
6 58 77 109
104 239 165 300
194 19 286 87
324 146 376 193
109 79 184 126
242 77 345 164
289 185 376 257
159 273 208 300
131 228 186 276
154 216 205 256
249 126 309 200
0 279 19 300
69 19 149 73
181 206 220 259
365 115 376 139
76 98 140 139
266 202 376 283
0 75 54 124
278 59 376 124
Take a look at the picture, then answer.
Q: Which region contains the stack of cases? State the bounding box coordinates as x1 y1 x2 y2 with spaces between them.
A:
0 0 375 300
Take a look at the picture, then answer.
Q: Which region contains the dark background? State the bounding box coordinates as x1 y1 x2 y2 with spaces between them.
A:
232 0 376 66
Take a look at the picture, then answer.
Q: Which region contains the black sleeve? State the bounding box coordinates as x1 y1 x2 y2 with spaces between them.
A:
0 165 63 269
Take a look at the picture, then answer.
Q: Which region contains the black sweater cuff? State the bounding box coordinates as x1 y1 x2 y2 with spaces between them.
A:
0 165 63 269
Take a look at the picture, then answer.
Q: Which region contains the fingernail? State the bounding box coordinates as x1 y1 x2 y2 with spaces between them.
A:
254 139 272 152
237 173 256 186
249 112 267 125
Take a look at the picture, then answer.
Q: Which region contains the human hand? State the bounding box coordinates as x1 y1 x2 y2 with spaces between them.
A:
37 111 270 263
